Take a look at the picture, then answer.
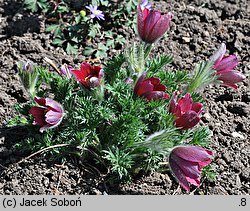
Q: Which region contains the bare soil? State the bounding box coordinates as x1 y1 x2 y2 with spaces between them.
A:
0 0 249 194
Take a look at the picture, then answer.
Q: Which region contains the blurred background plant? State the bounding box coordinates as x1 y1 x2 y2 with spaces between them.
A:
23 0 137 57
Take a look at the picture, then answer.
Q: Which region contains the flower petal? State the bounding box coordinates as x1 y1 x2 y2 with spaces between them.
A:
169 91 182 117
137 7 148 41
173 146 213 164
222 83 238 89
88 77 100 88
171 153 201 179
191 102 203 114
134 72 147 95
137 80 154 96
169 158 190 192
174 111 200 130
186 177 200 187
45 110 63 125
143 10 161 43
143 91 169 101
178 93 193 113
214 55 238 72
209 43 226 63
45 98 64 113
149 12 172 43
71 69 87 84
29 106 46 126
34 97 46 107
217 70 246 84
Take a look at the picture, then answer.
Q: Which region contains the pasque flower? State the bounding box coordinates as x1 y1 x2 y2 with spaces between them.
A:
60 64 73 79
134 72 169 101
18 61 38 98
137 0 172 43
29 97 64 133
169 92 203 130
71 63 104 89
210 43 246 89
169 145 213 192
85 4 105 20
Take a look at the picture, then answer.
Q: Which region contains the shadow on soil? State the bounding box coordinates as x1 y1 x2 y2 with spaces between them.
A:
2 0 41 37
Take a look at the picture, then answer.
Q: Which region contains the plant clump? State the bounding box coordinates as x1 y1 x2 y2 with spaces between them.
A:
13 0 246 192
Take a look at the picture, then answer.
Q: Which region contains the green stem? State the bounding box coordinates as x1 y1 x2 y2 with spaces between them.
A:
143 43 153 59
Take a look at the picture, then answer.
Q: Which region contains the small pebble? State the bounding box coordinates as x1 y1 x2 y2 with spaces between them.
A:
231 132 245 139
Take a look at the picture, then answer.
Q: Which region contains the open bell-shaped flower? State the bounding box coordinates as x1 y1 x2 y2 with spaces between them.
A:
169 145 213 192
71 63 104 89
29 97 64 133
169 92 203 130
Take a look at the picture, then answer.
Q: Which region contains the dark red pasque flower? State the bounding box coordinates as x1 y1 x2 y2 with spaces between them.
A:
210 43 246 89
71 63 104 89
169 145 213 192
169 92 203 130
29 97 64 133
137 1 172 43
134 72 169 101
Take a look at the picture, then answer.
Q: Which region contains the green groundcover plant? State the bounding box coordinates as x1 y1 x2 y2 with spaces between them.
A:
12 0 246 192
23 0 137 56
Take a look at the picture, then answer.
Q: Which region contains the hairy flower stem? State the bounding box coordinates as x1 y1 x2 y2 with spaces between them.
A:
126 42 154 79
29 81 37 98
185 61 215 93
92 83 104 102
143 42 153 59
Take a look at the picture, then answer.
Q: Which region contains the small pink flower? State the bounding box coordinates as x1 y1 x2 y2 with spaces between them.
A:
169 92 203 130
137 0 172 43
169 145 213 192
29 97 64 133
210 43 246 89
71 63 104 89
134 72 169 101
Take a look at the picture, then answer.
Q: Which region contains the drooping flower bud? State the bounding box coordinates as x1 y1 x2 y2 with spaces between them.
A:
210 43 246 89
169 145 213 192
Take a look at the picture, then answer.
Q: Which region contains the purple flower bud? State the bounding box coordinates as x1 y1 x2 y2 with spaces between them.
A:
137 1 172 43
21 61 34 72
169 92 203 130
169 145 213 192
210 43 246 89
29 97 64 133
60 64 73 79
